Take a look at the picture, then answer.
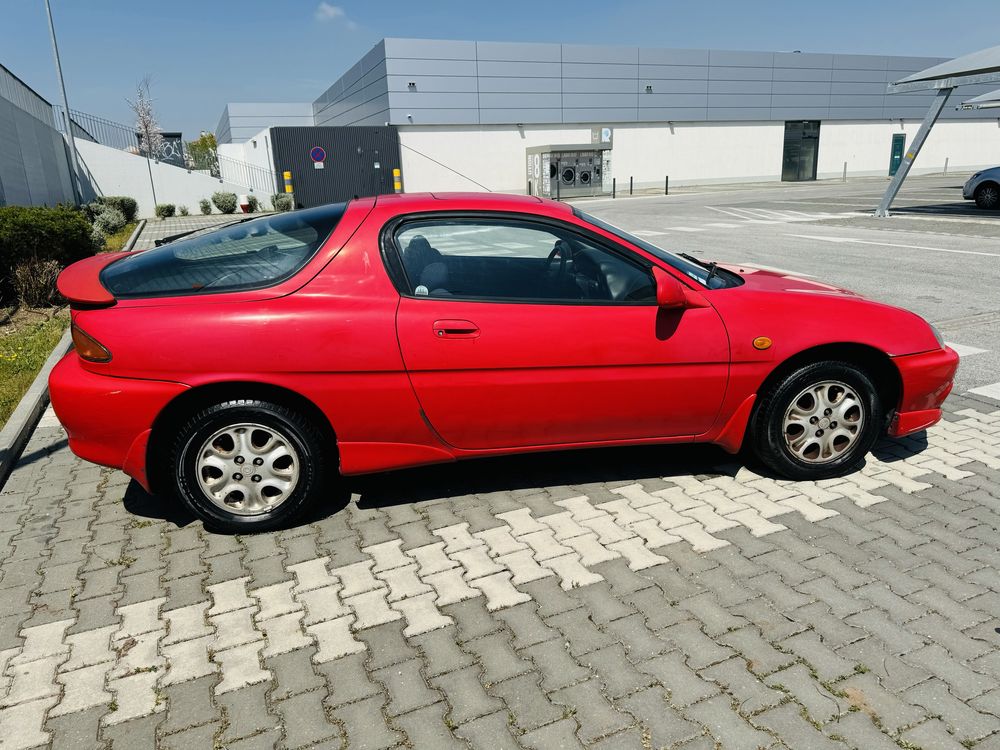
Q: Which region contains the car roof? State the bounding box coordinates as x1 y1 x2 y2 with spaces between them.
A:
372 191 573 215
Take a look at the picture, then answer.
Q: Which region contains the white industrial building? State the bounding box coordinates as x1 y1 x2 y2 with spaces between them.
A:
216 38 1000 197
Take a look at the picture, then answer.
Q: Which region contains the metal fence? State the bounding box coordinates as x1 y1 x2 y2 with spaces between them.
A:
53 106 279 194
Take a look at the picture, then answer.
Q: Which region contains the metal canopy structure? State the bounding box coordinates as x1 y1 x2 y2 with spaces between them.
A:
961 88 1000 109
876 45 1000 217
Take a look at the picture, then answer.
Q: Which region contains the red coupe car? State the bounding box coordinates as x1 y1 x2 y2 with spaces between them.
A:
50 193 958 532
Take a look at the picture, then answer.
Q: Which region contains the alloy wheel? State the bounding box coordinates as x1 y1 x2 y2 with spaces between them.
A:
781 380 865 464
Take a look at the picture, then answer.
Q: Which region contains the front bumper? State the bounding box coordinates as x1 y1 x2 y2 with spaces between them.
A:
887 346 960 437
48 353 187 490
963 180 975 200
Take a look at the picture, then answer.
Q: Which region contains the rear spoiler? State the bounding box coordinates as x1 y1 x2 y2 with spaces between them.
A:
56 252 127 308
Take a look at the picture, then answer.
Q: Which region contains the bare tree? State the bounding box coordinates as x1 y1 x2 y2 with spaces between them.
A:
127 75 165 160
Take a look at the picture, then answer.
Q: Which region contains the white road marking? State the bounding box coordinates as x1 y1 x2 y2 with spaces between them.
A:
668 226 706 232
788 234 1000 258
705 222 738 228
946 342 988 357
631 230 668 236
970 383 1000 401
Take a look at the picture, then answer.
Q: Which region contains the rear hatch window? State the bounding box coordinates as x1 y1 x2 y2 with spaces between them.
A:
101 203 346 298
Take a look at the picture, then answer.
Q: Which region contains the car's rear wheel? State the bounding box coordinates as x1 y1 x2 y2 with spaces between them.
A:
975 182 1000 210
169 399 328 532
750 361 882 480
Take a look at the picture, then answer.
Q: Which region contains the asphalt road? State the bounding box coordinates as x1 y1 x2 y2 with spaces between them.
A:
575 173 1000 399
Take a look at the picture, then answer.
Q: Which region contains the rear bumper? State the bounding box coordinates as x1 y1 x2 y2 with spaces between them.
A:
48 353 187 490
887 346 960 437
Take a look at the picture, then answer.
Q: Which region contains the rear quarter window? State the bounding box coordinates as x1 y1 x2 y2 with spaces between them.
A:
100 203 346 298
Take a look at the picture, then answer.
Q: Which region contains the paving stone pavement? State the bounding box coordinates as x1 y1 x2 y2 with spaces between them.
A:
3 395 1000 749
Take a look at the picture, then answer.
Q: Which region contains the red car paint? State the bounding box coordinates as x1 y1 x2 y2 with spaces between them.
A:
49 192 959 493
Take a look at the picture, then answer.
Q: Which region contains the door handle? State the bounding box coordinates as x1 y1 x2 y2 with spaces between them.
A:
433 319 480 339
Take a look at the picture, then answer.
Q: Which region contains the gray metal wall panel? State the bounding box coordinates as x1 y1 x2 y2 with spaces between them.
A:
831 81 887 95
709 80 772 94
709 50 774 67
401 109 480 125
476 41 561 62
562 78 638 94
479 92 561 108
639 65 711 81
563 93 637 108
706 94 772 108
771 94 830 107
830 94 884 107
561 62 639 79
562 107 638 122
638 107 710 120
644 80 709 94
638 48 710 65
385 59 478 77
832 68 890 82
772 67 832 82
833 54 889 69
826 107 886 119
391 91 480 109
477 61 562 78
773 52 834 68
641 94 710 108
384 38 476 60
769 107 829 119
388 75 477 93
707 107 773 120
478 77 561 94
708 66 773 81
480 108 563 124
562 44 638 64
771 81 831 95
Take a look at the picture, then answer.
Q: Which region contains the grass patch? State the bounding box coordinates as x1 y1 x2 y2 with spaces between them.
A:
0 312 68 428
103 221 138 252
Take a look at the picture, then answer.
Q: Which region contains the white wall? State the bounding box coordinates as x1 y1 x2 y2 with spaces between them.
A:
817 120 1000 179
75 138 266 218
397 119 999 194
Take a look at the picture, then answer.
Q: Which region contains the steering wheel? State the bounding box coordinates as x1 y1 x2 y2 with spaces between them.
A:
545 240 573 279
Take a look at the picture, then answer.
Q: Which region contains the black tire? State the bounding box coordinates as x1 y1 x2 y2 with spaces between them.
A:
975 182 1000 210
169 399 329 533
749 361 883 480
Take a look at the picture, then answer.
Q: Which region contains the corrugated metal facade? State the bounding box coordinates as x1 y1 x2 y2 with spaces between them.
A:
0 64 75 207
268 125 401 207
309 38 999 127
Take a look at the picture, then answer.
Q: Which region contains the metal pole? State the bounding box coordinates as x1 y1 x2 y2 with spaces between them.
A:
612 178 616 199
665 175 669 195
842 162 847 182
943 157 949 175
45 0 81 204
875 87 952 217
629 176 633 195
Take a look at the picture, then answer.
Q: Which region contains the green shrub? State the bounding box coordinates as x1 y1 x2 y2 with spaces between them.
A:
154 203 176 219
95 195 138 222
0 205 95 305
212 191 238 214
93 206 127 235
271 194 293 212
246 195 260 213
179 205 190 216
199 198 212 215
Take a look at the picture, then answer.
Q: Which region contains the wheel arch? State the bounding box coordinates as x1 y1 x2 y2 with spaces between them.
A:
146 380 338 496
753 342 901 429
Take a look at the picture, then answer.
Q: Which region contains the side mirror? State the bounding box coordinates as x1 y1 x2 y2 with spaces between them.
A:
652 267 687 309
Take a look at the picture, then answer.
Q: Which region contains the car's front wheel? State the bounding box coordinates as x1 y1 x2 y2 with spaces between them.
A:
750 361 883 480
169 399 329 532
975 182 1000 210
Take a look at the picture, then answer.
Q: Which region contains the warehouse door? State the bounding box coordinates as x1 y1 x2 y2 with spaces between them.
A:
781 121 821 181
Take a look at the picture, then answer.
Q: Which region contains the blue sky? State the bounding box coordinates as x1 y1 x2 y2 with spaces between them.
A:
4 0 998 140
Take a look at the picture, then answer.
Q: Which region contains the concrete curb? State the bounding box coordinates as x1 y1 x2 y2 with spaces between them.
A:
0 327 73 489
123 219 146 252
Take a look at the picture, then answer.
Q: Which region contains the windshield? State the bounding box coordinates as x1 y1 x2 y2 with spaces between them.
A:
574 208 735 289
101 203 346 298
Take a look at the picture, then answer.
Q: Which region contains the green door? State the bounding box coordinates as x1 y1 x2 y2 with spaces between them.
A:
889 134 905 176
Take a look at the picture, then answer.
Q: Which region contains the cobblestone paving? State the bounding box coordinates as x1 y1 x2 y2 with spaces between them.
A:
3 394 1000 749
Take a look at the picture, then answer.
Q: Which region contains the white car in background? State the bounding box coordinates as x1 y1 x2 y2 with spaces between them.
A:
963 167 1000 209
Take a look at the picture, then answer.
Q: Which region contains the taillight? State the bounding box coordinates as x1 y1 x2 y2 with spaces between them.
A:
72 324 112 363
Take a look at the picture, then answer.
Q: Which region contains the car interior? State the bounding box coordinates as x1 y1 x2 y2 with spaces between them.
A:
398 227 657 303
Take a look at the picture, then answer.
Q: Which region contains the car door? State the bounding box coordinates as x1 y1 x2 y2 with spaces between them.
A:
389 213 730 450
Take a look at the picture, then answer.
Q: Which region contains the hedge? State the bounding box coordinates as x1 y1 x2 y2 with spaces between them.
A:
0 205 95 304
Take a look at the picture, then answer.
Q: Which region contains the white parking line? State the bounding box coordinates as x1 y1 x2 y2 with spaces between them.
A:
788 234 1000 258
946 342 989 357
668 226 706 232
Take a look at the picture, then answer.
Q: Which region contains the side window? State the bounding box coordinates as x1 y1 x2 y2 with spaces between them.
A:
394 218 655 304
